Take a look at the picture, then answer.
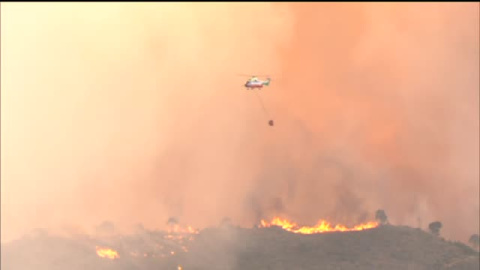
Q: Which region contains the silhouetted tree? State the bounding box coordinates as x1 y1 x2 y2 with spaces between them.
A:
167 217 179 225
95 221 115 235
375 209 388 225
428 221 442 236
30 228 49 238
270 197 285 214
220 217 232 228
134 223 146 234
468 234 479 250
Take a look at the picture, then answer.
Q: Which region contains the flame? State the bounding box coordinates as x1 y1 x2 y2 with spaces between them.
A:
168 224 199 234
178 266 183 270
121 224 197 260
96 246 120 259
260 217 379 234
164 224 199 244
161 224 197 257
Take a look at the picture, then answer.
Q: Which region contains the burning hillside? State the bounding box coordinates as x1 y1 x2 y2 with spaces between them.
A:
93 217 379 261
92 217 380 261
3 221 478 270
93 218 379 261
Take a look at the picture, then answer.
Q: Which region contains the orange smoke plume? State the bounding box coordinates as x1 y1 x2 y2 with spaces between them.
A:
260 217 378 234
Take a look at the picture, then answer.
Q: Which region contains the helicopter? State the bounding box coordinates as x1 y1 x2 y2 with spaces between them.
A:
238 74 275 126
243 75 271 90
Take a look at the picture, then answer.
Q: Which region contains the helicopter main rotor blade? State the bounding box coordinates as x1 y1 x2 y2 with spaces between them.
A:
236 74 273 77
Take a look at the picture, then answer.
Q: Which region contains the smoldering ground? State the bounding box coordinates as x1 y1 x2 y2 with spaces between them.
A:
1 2 478 252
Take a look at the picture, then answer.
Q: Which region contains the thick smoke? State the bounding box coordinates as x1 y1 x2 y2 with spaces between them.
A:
1 2 478 245
269 2 479 239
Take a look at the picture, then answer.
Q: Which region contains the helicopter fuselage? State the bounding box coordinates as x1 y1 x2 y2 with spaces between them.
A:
244 79 270 89
245 81 264 89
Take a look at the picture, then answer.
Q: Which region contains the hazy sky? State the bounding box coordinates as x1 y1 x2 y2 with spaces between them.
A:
1 2 479 243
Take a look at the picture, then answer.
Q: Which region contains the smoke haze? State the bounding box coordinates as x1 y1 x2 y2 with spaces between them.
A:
1 2 478 244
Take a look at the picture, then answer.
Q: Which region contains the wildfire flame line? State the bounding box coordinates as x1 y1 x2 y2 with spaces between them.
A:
95 224 198 260
96 246 120 259
260 217 379 234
